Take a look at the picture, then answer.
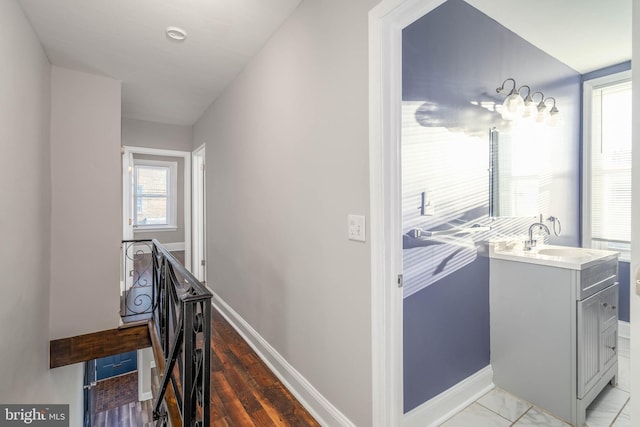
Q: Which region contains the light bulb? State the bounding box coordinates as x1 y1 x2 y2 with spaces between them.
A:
501 90 525 120
522 100 537 120
548 108 561 127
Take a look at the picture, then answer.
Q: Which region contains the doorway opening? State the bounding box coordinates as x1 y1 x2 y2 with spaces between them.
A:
192 144 206 283
122 146 192 271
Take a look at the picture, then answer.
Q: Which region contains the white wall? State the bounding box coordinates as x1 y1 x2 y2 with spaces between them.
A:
49 66 122 339
122 117 193 152
193 1 377 424
0 2 83 424
0 0 52 400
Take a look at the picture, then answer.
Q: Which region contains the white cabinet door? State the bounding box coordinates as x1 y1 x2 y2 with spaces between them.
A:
578 283 619 399
578 292 602 398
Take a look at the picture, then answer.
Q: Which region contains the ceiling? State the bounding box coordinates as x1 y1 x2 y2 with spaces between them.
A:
17 0 631 127
465 0 632 75
17 0 302 126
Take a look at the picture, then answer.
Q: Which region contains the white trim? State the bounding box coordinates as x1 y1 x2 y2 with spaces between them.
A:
211 294 356 427
619 320 630 340
403 366 494 427
192 144 206 282
369 1 447 425
122 146 192 271
122 149 134 241
138 348 154 402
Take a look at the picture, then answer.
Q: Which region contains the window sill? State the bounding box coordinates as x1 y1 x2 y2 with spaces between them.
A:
133 226 178 233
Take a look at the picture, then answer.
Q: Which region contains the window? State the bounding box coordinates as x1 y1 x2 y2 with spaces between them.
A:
583 71 632 258
133 159 178 230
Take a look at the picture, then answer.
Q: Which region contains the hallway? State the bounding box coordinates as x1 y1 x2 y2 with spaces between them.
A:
93 303 320 426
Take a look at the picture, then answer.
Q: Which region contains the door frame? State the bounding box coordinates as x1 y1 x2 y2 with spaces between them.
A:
369 0 448 424
630 0 639 424
192 144 206 283
122 146 192 271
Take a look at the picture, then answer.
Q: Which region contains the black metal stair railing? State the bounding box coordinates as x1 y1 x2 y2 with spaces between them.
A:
121 239 211 427
121 240 155 319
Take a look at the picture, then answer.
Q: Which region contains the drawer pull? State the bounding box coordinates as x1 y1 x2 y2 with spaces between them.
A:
607 346 616 352
112 363 122 368
602 302 608 308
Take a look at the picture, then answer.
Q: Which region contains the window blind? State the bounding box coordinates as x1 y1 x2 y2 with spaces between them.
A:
590 80 632 245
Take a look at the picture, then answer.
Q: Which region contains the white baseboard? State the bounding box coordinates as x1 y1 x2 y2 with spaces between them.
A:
619 320 630 340
403 365 494 427
211 293 355 427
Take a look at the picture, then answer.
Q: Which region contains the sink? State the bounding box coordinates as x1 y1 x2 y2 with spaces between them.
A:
489 243 619 270
535 247 598 259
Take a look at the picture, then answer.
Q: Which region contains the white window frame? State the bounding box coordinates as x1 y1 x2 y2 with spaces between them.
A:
132 158 178 231
582 69 632 260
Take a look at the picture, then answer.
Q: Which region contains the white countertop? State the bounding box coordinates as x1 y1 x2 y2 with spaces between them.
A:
489 242 619 270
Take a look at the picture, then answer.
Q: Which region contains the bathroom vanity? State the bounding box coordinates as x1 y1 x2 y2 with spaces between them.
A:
489 244 619 427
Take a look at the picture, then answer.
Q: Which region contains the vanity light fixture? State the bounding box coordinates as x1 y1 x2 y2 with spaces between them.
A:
519 85 536 119
546 97 561 127
496 78 525 120
166 26 187 42
535 93 549 123
496 78 560 126
528 91 544 120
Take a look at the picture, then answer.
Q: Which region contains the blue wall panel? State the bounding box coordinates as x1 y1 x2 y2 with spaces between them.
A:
403 256 490 412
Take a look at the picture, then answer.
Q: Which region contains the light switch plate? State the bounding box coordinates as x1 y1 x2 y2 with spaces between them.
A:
348 214 366 242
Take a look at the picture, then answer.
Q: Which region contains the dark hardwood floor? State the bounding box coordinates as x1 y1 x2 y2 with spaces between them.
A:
208 310 319 427
94 308 319 426
115 248 319 426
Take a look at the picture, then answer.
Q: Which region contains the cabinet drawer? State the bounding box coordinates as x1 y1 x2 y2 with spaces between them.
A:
579 260 618 300
599 285 619 331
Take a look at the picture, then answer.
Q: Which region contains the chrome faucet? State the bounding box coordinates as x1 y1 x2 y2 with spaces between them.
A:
524 221 550 250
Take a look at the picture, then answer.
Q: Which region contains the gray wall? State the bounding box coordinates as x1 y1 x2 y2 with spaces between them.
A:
49 66 122 339
0 1 83 424
132 154 185 245
193 0 377 424
122 117 193 152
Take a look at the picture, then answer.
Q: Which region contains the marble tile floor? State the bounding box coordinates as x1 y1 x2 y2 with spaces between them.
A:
439 338 630 427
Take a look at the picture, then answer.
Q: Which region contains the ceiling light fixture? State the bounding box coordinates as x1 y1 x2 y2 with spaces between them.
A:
166 26 187 42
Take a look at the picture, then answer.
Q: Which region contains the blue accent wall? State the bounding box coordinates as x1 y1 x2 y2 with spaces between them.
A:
402 0 581 412
403 256 489 412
